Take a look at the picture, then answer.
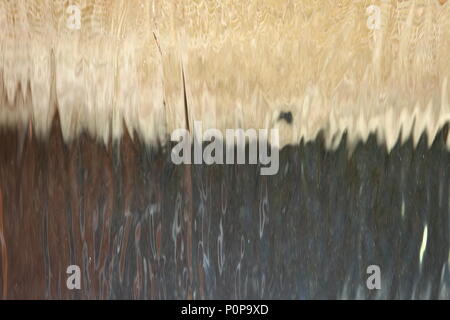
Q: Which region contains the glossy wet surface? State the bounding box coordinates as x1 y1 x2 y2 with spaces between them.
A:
0 119 449 299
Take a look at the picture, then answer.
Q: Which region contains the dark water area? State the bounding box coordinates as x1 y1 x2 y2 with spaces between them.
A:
0 118 449 299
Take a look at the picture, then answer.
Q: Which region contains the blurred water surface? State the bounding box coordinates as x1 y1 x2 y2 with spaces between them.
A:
0 120 449 299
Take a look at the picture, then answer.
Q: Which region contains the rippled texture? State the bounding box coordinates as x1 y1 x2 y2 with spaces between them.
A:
1 0 449 301
0 117 449 299
0 0 449 148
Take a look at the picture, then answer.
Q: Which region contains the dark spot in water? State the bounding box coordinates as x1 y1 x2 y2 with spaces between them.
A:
278 111 293 124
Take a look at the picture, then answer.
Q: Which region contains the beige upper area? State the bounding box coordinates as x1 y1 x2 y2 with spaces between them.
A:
0 0 449 149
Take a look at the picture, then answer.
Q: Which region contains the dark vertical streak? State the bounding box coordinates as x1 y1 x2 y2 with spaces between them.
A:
183 164 193 299
0 185 7 299
181 62 194 298
181 64 190 133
